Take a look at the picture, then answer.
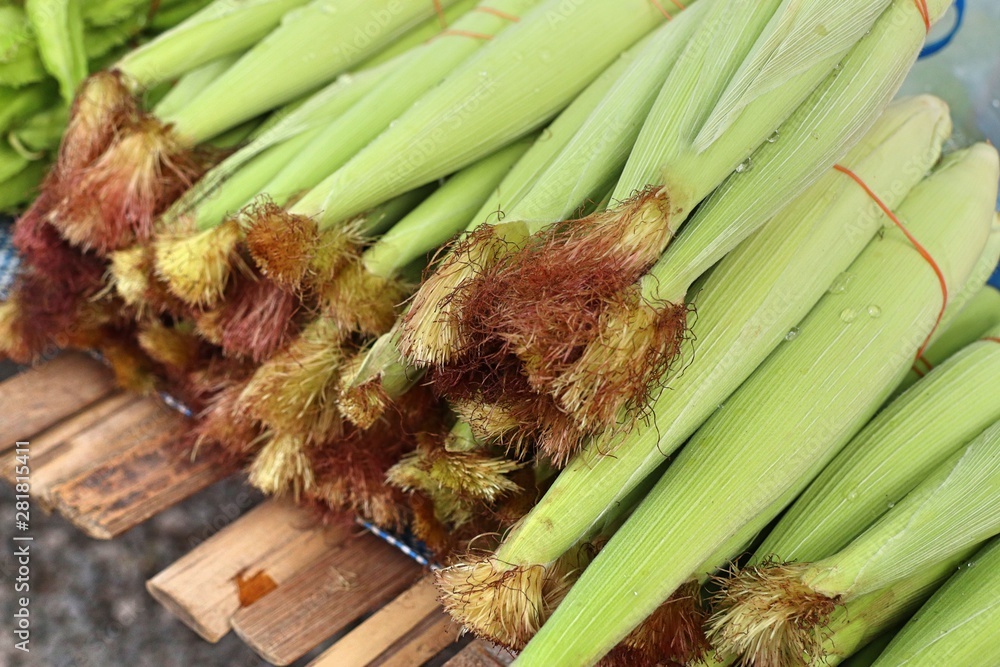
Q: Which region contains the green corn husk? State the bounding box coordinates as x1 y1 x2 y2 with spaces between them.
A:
163 0 467 143
899 227 1000 388
494 2 707 230
714 419 1000 667
284 0 675 230
870 538 1000 667
26 0 88 101
445 96 952 607
511 142 997 667
363 138 534 281
252 0 537 212
149 0 216 31
82 0 148 27
12 104 68 152
159 59 398 233
115 0 312 89
750 326 1000 567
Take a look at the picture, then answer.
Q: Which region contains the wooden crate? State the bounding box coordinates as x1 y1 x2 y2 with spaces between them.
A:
1 353 511 666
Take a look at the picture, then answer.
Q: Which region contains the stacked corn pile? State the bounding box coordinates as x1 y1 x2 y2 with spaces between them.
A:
1 1 999 664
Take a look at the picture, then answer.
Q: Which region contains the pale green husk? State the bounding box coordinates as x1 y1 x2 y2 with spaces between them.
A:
870 538 1000 667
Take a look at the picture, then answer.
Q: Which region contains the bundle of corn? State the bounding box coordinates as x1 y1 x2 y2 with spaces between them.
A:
0 0 698 558
482 134 1000 664
434 94 953 653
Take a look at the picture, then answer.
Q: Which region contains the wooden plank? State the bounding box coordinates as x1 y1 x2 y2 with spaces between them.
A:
308 575 444 666
0 353 117 447
147 500 353 642
29 396 160 505
232 532 423 666
443 641 513 667
374 612 459 667
47 406 227 539
1 392 134 487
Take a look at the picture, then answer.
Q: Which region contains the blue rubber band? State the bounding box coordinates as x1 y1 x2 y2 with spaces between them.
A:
919 0 965 59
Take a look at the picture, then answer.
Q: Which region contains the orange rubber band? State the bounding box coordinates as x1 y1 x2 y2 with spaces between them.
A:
913 0 931 32
475 6 520 21
985 337 1000 344
833 164 949 360
433 0 448 28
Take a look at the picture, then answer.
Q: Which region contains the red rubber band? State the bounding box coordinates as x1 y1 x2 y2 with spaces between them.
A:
913 0 931 33
475 6 520 21
834 164 949 361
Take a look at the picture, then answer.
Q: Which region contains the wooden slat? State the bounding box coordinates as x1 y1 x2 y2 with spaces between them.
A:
147 500 353 642
308 576 444 666
443 641 513 667
1 392 134 488
374 612 458 667
28 396 161 505
46 403 227 539
232 532 423 665
0 353 116 447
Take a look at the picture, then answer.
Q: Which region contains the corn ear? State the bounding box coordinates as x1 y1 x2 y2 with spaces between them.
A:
870 538 1000 667
513 142 997 667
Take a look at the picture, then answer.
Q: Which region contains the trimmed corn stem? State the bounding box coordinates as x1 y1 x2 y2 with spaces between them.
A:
115 0 311 89
484 96 952 575
643 0 956 307
756 326 1000 565
256 0 539 209
870 538 1000 667
288 0 674 228
512 143 997 667
164 0 467 142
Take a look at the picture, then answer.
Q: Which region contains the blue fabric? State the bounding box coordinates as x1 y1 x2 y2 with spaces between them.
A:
0 223 19 301
919 0 965 59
